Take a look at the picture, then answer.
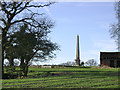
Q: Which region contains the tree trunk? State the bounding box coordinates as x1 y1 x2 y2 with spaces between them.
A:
2 37 5 79
2 27 9 79
9 58 14 66
23 60 29 77
0 33 2 80
2 47 4 79
20 58 26 77
20 58 24 70
9 58 15 72
20 58 29 78
24 65 28 77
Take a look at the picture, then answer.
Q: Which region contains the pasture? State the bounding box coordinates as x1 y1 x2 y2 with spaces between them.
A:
2 66 120 88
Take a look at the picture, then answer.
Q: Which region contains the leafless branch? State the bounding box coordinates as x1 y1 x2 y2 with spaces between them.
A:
15 2 29 15
0 18 6 25
26 2 54 8
26 8 45 16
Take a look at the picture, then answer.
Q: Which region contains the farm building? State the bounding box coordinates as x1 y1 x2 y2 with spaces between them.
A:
100 52 120 67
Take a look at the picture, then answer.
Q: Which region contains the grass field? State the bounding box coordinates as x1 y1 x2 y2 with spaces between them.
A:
2 66 120 88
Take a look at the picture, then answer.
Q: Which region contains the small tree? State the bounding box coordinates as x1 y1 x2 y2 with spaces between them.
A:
6 23 59 77
85 59 97 66
80 61 84 66
60 61 76 66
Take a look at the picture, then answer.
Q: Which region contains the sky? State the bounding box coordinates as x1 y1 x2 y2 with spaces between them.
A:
3 2 118 65
36 2 118 65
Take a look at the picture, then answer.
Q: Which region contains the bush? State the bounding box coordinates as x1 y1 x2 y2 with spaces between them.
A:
80 62 84 66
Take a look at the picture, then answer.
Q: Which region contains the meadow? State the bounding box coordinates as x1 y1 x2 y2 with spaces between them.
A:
2 66 120 88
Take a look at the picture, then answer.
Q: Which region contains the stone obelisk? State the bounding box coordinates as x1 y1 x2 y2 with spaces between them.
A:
75 35 80 66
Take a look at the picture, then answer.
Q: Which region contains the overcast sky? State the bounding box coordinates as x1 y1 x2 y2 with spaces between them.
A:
35 2 118 65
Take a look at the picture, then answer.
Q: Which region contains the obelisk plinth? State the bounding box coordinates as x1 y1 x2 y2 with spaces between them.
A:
75 35 80 66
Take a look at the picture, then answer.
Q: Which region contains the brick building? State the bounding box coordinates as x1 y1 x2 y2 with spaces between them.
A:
100 52 120 67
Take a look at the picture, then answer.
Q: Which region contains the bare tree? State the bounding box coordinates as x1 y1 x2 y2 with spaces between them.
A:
109 1 120 51
85 59 97 66
60 61 76 66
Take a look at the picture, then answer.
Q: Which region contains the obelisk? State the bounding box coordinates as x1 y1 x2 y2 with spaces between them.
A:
75 35 80 66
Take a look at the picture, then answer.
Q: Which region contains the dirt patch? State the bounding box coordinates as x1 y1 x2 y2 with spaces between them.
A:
91 66 113 69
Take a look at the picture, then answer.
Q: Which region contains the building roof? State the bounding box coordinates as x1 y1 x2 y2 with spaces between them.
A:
100 52 120 53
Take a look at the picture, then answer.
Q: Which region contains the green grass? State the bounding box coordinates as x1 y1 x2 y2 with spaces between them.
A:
2 66 120 88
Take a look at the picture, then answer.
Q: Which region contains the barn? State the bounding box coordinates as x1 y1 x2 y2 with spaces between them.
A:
100 52 120 67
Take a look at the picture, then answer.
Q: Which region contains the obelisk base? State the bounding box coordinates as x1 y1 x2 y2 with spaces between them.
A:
75 59 80 66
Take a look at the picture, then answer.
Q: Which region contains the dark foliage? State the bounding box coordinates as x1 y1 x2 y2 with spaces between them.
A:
0 1 59 78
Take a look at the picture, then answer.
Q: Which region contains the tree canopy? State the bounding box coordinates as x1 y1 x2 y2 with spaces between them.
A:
0 1 59 78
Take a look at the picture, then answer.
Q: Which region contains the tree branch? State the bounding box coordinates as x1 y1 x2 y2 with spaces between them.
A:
26 2 54 8
0 2 11 19
0 18 6 25
26 8 45 16
11 16 41 28
15 2 29 15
